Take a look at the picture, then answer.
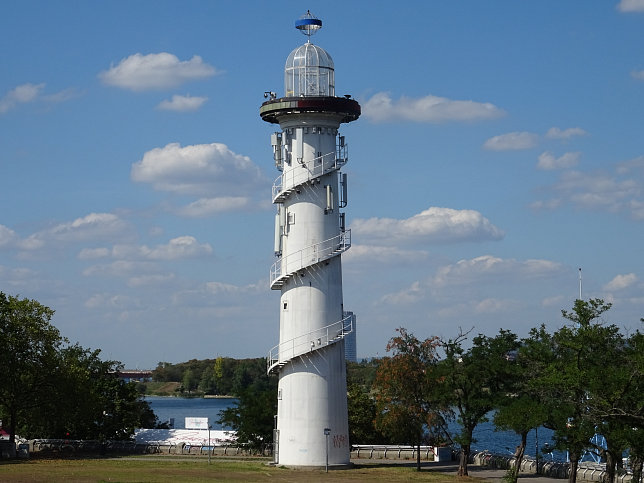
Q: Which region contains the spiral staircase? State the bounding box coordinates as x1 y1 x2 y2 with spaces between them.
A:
267 141 353 375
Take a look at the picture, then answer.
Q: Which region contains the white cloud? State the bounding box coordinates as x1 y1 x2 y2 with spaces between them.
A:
131 142 266 196
0 225 19 248
351 207 504 245
604 273 638 291
83 260 157 278
84 293 142 309
98 53 217 91
529 199 562 211
99 236 212 261
432 255 562 287
532 161 644 218
537 151 581 170
343 245 429 264
618 0 644 12
616 155 644 174
380 281 425 305
143 236 212 260
474 298 518 314
632 70 644 80
0 83 45 113
362 91 505 123
545 127 588 140
174 197 251 217
21 213 132 251
483 131 538 151
78 247 110 260
128 273 176 288
157 94 208 112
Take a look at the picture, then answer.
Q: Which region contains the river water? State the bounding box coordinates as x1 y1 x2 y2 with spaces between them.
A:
145 396 236 430
145 396 563 460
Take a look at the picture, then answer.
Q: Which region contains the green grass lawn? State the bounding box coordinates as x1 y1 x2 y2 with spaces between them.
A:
0 455 467 482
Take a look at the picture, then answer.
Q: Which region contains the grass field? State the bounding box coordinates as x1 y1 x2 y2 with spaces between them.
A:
0 455 469 482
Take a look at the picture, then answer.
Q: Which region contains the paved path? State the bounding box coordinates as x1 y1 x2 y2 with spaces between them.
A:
352 458 564 482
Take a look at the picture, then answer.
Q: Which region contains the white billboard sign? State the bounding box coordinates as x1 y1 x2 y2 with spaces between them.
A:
185 417 209 430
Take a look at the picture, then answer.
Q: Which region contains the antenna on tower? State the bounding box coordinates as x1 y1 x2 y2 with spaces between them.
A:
578 267 582 300
295 10 322 41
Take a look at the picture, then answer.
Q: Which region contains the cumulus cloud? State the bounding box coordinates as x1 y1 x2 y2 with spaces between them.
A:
78 247 111 260
618 0 644 12
0 83 82 114
157 94 208 112
0 83 45 113
92 236 213 261
22 213 132 251
131 142 266 196
362 92 505 123
99 53 217 91
174 197 251 217
0 225 19 248
537 151 581 170
128 273 176 288
432 255 562 287
483 131 538 151
632 70 644 80
143 236 212 260
545 127 588 140
351 207 504 245
343 245 429 264
531 166 643 218
604 273 638 291
380 281 425 305
380 255 562 306
617 155 644 174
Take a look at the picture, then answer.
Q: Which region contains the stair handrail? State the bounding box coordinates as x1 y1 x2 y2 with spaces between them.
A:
267 313 353 374
272 150 347 201
270 230 351 288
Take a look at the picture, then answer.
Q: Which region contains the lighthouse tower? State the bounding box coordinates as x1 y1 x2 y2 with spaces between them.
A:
260 12 360 467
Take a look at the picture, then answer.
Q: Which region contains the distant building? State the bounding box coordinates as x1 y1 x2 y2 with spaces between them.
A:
343 311 357 363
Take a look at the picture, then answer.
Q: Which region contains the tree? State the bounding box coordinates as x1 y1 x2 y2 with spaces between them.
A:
0 292 157 448
532 299 634 483
494 325 552 482
347 383 384 445
373 328 445 471
217 377 277 454
438 329 519 476
0 293 62 448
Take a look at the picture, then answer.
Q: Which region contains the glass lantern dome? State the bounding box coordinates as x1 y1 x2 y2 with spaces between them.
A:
284 43 335 97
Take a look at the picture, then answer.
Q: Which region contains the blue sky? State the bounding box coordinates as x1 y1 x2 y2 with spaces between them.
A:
2 1 643 368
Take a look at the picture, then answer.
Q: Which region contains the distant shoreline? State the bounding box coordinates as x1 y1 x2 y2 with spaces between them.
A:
144 394 236 399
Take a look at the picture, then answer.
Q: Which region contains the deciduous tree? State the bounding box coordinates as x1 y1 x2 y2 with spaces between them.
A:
374 328 445 471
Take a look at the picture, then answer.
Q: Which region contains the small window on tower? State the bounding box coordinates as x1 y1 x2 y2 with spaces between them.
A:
283 301 288 310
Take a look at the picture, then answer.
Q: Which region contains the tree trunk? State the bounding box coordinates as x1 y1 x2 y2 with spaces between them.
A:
416 440 421 472
458 443 470 476
568 450 579 483
630 455 643 483
509 431 528 483
603 450 617 483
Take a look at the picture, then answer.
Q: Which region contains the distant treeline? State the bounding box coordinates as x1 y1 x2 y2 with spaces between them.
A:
150 357 269 397
147 357 381 397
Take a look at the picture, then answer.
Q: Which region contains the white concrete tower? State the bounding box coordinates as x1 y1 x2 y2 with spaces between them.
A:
260 11 360 467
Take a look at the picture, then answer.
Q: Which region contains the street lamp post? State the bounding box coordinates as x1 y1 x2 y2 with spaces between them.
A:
324 428 331 472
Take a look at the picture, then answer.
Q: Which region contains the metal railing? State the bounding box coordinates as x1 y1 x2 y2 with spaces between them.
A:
267 313 353 374
270 230 350 289
272 150 347 202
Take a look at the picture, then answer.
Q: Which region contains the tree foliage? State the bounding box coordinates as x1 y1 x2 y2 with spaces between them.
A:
437 329 520 476
216 372 277 453
0 292 156 448
373 328 445 471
